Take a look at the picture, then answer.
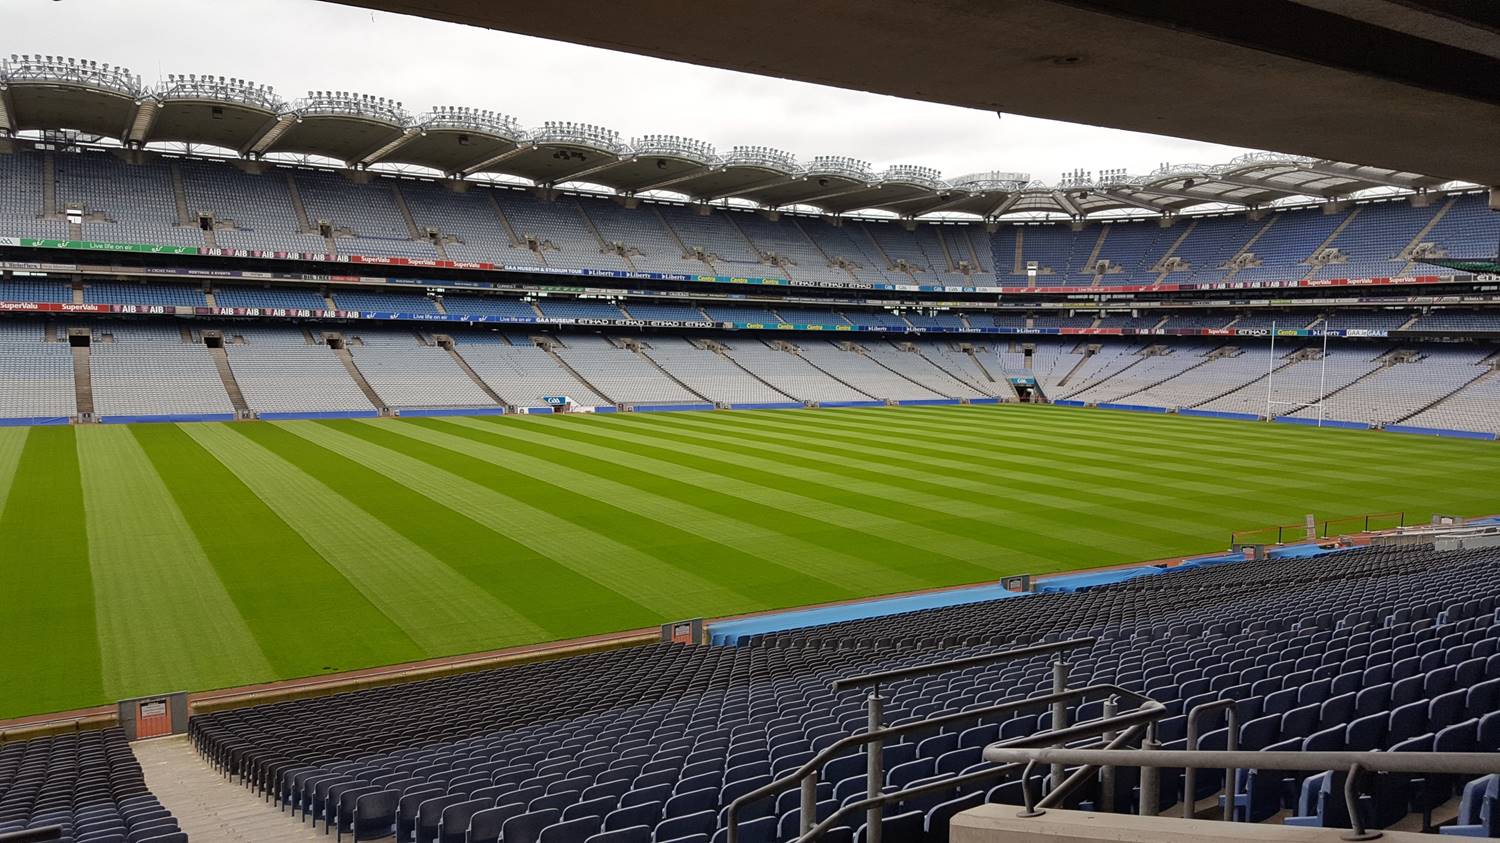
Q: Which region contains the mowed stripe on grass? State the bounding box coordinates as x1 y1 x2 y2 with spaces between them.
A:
0 427 103 716
75 427 274 699
2 405 1497 719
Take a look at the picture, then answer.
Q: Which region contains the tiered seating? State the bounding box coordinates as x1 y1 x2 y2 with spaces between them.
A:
0 279 73 303
1396 369 1500 434
212 285 329 310
0 729 180 842
1094 221 1171 285
80 281 205 307
89 323 234 418
722 341 872 403
0 321 76 420
331 289 440 314
620 302 711 323
53 151 204 249
797 219 893 286
346 331 498 409
794 342 944 401
912 341 1001 393
0 148 66 240
1422 194 1500 266
1415 311 1498 332
1309 199 1437 280
178 159 326 254
772 308 848 327
643 338 793 405
657 206 784 280
578 198 704 276
535 300 628 322
1198 351 1386 418
294 171 436 260
859 343 994 399
1232 207 1348 282
1064 343 1214 404
223 326 374 415
1161 215 1260 283
192 542 1500 842
439 296 539 321
840 311 909 331
553 340 704 405
496 194 630 273
1301 348 1493 426
454 336 612 408
399 181 512 265
1122 347 1270 410
731 214 853 287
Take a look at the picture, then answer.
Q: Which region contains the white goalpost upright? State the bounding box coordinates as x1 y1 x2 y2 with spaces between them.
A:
1264 320 1332 426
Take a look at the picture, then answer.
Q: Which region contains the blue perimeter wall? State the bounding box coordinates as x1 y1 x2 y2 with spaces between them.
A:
710 543 1350 645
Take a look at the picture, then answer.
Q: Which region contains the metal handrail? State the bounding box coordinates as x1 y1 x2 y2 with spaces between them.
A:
792 701 1166 843
1182 699 1239 820
978 747 1500 841
724 682 1161 843
830 638 1096 692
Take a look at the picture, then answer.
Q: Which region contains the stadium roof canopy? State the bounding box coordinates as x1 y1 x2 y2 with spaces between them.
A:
0 53 1460 221
338 0 1500 188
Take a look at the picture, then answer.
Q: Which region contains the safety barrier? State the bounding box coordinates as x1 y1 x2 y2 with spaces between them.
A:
257 410 380 421
1385 424 1497 441
97 412 236 424
629 402 716 413
1175 409 1260 421
1274 416 1371 430
0 416 70 427
394 406 506 417
820 400 888 408
897 398 964 406
723 639 1176 843
729 402 806 411
980 744 1500 840
1096 402 1168 414
969 397 1003 405
1051 399 1086 407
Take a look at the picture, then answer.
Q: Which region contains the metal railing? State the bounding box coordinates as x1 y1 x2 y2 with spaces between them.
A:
1230 511 1405 547
726 638 1161 843
794 695 1165 843
979 746 1500 841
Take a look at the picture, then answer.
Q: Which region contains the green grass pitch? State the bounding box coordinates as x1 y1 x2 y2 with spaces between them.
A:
1 404 1497 718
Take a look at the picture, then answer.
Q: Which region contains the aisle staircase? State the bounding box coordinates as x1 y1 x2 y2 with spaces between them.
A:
208 345 250 416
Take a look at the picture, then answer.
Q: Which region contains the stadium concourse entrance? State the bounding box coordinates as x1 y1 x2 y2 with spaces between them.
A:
1009 376 1043 402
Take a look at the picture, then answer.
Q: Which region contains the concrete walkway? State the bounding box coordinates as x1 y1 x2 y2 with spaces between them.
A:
133 735 320 842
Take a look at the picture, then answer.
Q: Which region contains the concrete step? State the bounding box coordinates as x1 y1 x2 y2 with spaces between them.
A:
133 735 321 842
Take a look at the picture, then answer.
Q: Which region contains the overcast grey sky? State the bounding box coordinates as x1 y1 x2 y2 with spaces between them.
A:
7 0 1261 185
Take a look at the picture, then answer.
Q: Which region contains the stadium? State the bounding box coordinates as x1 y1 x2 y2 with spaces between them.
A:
1 2 1499 841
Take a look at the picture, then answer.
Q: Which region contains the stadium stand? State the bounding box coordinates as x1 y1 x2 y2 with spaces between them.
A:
0 320 77 421
187 540 1500 841
222 325 376 416
88 323 236 420
0 729 181 842
343 330 499 410
453 334 613 409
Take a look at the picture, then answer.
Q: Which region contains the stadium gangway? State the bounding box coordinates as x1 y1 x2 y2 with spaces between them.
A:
725 637 1170 843
981 745 1500 840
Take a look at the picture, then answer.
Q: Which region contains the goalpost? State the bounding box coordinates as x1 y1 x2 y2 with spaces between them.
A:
1264 321 1332 426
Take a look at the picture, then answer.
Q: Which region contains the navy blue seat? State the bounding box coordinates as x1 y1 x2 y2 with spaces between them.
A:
585 825 652 843
466 804 523 843
604 801 661 832
853 809 923 843
502 809 562 843
538 815 603 843
653 809 716 842
1440 775 1499 837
